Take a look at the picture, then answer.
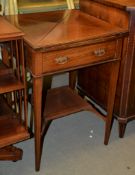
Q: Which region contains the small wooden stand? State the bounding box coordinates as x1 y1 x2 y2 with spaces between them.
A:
0 146 23 161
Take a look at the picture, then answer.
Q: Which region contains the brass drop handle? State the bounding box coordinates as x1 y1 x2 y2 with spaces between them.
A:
94 48 106 57
55 56 69 64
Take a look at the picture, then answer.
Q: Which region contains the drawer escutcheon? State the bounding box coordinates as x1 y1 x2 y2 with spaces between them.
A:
55 56 69 64
94 48 106 57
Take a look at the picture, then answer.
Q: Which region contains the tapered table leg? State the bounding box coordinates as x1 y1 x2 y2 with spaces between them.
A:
104 61 120 145
33 77 43 171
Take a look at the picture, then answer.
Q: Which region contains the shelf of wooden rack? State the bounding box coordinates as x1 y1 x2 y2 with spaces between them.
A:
0 73 24 94
0 61 13 75
0 96 29 148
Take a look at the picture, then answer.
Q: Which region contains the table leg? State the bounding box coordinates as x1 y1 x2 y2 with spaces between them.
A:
118 121 127 138
42 75 52 109
104 61 120 145
69 70 77 89
33 77 43 171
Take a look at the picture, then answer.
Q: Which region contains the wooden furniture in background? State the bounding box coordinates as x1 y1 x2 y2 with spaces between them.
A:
17 0 79 14
77 0 135 138
0 16 29 161
74 0 79 8
5 9 127 171
17 0 68 13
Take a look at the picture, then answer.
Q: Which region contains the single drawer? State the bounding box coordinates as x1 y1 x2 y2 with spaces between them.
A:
43 40 117 74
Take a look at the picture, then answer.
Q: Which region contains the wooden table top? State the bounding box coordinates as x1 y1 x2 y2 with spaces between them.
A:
5 9 128 51
0 16 23 41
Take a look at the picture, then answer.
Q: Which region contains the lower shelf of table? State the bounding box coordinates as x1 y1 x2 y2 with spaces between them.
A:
43 86 105 121
0 97 29 148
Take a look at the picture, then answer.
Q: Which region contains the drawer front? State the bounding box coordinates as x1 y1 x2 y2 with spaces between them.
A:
43 41 117 74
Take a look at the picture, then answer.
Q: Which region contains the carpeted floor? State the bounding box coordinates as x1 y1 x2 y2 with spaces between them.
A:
0 74 135 175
